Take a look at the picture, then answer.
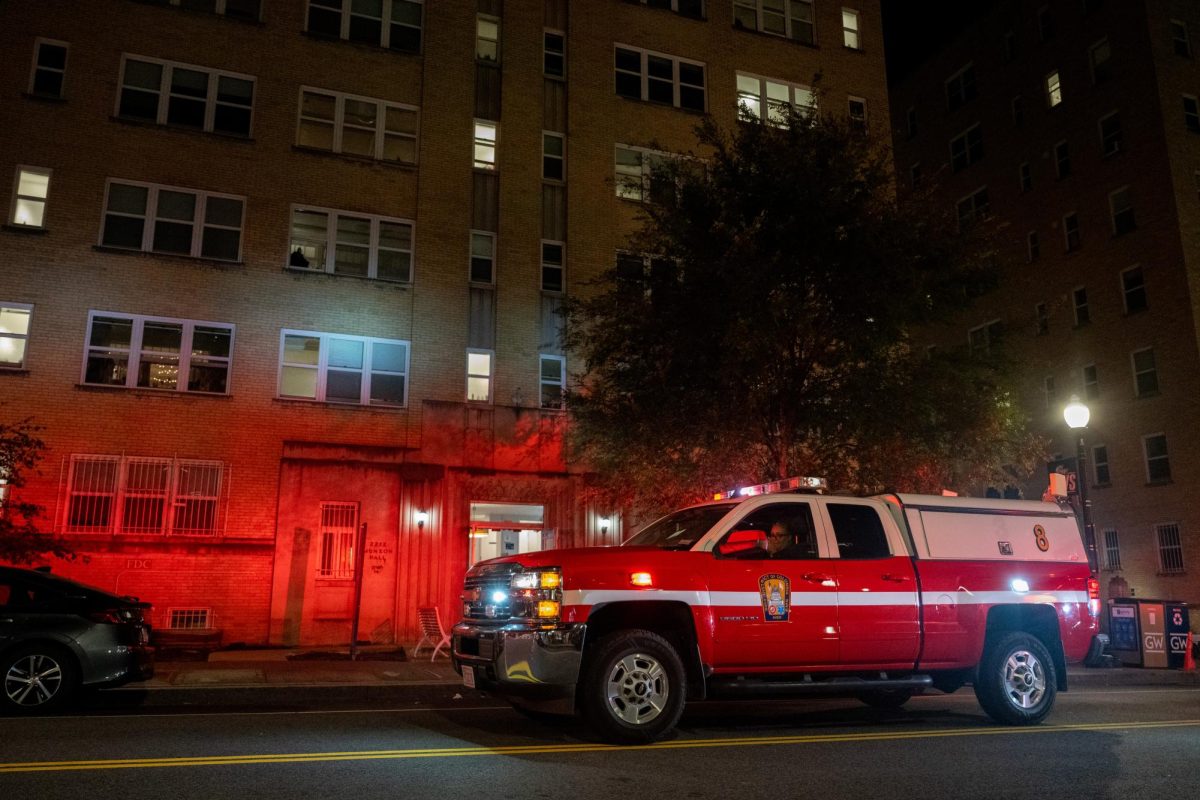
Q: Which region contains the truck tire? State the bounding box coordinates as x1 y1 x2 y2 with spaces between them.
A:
2 644 80 715
579 629 686 744
858 689 915 709
973 631 1057 725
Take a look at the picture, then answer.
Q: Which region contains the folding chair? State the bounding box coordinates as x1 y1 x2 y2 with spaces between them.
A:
413 606 452 661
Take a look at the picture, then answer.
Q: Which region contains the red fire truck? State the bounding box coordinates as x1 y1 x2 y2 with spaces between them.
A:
452 477 1102 743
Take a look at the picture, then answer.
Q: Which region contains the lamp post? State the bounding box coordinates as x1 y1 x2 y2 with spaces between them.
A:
1063 395 1099 573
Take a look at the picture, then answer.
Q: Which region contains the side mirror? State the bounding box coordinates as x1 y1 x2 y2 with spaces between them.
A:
718 529 766 556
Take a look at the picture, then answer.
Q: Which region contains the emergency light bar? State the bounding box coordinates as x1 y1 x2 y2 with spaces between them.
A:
713 475 828 501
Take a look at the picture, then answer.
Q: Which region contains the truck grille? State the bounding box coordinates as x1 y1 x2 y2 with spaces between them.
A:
462 563 522 621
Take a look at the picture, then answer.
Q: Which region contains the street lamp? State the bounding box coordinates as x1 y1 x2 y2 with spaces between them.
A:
1063 395 1099 573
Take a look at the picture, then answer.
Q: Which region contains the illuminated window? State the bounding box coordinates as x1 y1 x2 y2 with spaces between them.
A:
470 230 495 283
614 45 706 111
1072 286 1089 325
467 349 493 403
1103 528 1120 569
118 55 254 136
1093 446 1111 487
1172 19 1191 58
160 0 261 19
1083 363 1099 400
1132 347 1158 396
64 454 223 536
842 9 860 49
615 144 680 203
83 311 233 394
1063 212 1080 252
306 0 423 53
1109 186 1136 235
543 131 564 181
167 608 212 630
1144 437 1172 485
278 330 409 406
1099 112 1123 155
736 72 815 125
298 88 418 165
101 179 244 261
474 120 497 169
1183 95 1200 133
288 206 413 282
317 502 358 579
544 30 565 77
541 240 564 293
1089 38 1112 83
476 15 500 62
949 124 983 172
11 167 50 228
733 0 814 45
540 354 566 409
1045 70 1063 107
1121 265 1147 313
1155 523 1184 571
0 303 32 370
29 39 67 98
945 64 976 111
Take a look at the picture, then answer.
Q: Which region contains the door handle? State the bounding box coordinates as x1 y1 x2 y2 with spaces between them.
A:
802 573 835 584
881 574 911 583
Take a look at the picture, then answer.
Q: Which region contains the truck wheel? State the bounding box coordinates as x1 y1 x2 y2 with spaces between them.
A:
974 632 1057 725
579 630 686 744
858 689 914 709
2 644 79 715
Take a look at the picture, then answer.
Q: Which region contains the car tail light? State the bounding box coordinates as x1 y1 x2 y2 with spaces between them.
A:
87 608 138 624
1087 576 1101 618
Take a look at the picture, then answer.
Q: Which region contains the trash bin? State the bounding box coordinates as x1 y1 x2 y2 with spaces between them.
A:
1165 602 1191 669
1108 598 1189 668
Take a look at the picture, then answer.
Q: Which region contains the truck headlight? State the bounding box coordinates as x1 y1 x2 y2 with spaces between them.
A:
510 569 562 622
511 570 562 590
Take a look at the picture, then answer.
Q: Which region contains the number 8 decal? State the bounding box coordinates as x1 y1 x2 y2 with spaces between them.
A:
1033 524 1049 552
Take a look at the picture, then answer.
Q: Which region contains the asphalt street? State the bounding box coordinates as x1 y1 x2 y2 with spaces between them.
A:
3 685 1199 800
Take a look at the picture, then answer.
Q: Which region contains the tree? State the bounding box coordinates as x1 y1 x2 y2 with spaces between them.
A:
0 417 73 564
565 110 1044 515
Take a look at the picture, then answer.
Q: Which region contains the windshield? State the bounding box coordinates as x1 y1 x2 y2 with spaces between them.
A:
623 504 737 550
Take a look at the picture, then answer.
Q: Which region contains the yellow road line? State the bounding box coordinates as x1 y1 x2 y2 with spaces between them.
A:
3 720 1198 773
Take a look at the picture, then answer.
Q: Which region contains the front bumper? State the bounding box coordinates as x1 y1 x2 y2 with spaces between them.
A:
452 621 585 714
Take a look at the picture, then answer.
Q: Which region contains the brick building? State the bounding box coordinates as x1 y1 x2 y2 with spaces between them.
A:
1 0 888 645
891 0 1200 612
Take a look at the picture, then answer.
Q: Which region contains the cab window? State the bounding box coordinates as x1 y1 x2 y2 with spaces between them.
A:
828 503 891 559
718 503 819 560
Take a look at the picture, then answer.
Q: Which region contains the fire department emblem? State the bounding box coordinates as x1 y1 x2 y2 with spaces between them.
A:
759 573 791 622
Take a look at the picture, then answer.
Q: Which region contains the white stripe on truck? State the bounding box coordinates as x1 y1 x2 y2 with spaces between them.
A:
562 589 1087 608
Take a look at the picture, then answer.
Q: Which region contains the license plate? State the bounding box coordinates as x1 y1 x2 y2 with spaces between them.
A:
462 666 476 689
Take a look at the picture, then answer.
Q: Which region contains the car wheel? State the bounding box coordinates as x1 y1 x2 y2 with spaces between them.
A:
858 688 915 709
2 644 80 714
579 630 686 744
974 631 1057 725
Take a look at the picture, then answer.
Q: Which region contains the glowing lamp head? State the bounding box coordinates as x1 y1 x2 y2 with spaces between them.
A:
629 571 653 587
414 510 429 528
1063 395 1090 429
491 590 507 604
1011 578 1030 593
536 600 560 618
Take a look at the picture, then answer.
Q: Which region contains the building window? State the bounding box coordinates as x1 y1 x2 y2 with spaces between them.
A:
1038 5 1054 41
906 106 918 139
1172 19 1191 58
1035 301 1048 334
1072 286 1089 325
1103 528 1121 570
1063 212 1081 252
1155 523 1184 573
476 15 500 62
956 186 989 230
466 349 493 403
1043 375 1055 407
100 180 244 261
909 162 922 191
1143 435 1171 484
614 45 706 111
29 38 68 98
1099 112 1123 155
1093 445 1111 486
543 132 565 181
968 319 1003 354
1083 363 1099 400
0 303 32 370
950 124 984 172
317 502 358 579
842 8 860 49
1089 38 1112 83
544 30 565 77
473 120 497 170
945 63 977 111
736 73 816 125
297 88 418 165
10 167 51 228
306 0 423 53
847 97 868 132
470 230 495 284
64 455 224 536
83 311 233 394
167 608 212 630
1027 231 1040 262
288 207 413 283
1011 95 1024 126
118 55 254 137
732 0 815 45
1183 96 1200 133
1054 140 1071 178
541 240 564 293
1019 162 1032 193
278 330 409 407
1045 70 1063 107
1121 265 1147 314
1132 347 1158 396
1109 186 1136 235
540 354 566 409
615 144 679 203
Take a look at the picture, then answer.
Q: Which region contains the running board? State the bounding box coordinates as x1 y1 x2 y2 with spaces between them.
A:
708 674 934 696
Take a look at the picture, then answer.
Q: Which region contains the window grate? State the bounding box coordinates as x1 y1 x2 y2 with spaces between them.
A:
168 608 211 629
318 502 358 579
1102 528 1121 571
1156 523 1184 574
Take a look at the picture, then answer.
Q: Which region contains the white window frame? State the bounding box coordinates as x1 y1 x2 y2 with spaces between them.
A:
733 0 815 44
1109 185 1135 235
1045 70 1063 107
166 608 213 629
117 54 256 137
473 119 498 170
539 354 566 410
1142 434 1171 484
476 14 500 63
615 144 681 203
1093 444 1111 486
1098 111 1122 155
945 63 976 110
1027 230 1040 262
29 38 68 98
1131 346 1158 397
317 501 359 579
847 96 868 131
613 44 707 111
842 8 860 49
1063 212 1080 252
1102 528 1121 570
0 302 33 370
1121 264 1146 313
305 0 423 52
100 179 245 261
949 124 983 172
541 239 565 294
1082 362 1099 400
297 87 419 165
11 166 51 229
1155 523 1185 573
736 71 816 125
1171 19 1191 58
544 29 565 78
466 348 494 404
287 205 414 283
542 130 565 182
277 329 410 408
1072 285 1089 325
469 230 496 285
82 310 235 394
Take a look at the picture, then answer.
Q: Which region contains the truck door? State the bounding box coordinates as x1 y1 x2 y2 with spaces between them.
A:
819 500 920 668
707 500 839 669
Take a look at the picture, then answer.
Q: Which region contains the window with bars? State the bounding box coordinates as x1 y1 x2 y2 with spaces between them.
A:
101 180 245 261
288 206 413 282
305 0 423 53
278 330 409 407
63 455 224 535
118 55 254 137
318 502 358 579
1156 523 1184 573
1102 528 1121 570
298 88 418 165
167 608 212 629
29 39 68 98
613 45 706 111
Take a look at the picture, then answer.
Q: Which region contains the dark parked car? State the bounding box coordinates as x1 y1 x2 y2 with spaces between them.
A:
0 566 153 713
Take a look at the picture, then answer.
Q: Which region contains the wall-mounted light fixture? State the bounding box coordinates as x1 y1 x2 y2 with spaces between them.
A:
414 510 429 529
598 517 610 535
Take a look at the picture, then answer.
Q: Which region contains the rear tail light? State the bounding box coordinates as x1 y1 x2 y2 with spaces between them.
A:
87 608 139 624
1087 576 1101 618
